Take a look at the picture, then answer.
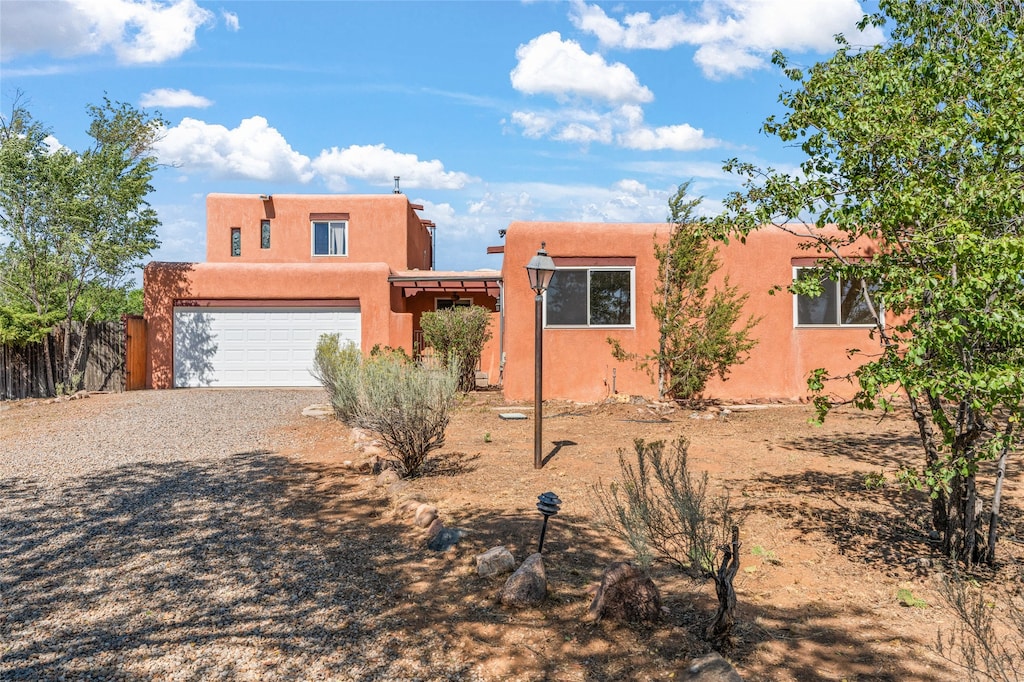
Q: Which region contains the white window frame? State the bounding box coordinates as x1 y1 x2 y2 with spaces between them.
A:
312 220 348 257
792 266 880 328
544 266 635 329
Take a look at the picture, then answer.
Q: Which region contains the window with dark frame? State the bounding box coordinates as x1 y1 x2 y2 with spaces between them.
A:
794 267 878 326
230 227 241 257
545 267 633 327
261 220 270 249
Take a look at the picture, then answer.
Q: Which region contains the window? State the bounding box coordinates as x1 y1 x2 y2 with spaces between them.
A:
230 227 241 257
436 297 471 310
312 220 347 256
545 268 633 327
794 267 878 326
260 220 271 249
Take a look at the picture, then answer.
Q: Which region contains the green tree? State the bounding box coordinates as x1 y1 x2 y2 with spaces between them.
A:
420 305 493 392
707 0 1024 566
610 182 760 401
0 96 162 394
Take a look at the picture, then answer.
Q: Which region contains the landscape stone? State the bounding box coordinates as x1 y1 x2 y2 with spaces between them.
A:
301 404 333 418
476 546 515 577
427 527 464 552
414 504 438 528
375 469 401 487
587 561 662 623
500 552 546 608
679 653 744 681
425 518 444 538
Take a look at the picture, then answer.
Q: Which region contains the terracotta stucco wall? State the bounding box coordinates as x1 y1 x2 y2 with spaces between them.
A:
206 193 424 270
144 261 404 389
500 222 881 403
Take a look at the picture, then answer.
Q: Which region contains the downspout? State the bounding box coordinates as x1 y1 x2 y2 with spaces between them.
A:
498 280 505 386
430 225 436 270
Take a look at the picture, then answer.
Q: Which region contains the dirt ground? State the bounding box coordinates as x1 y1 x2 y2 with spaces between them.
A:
284 390 1024 681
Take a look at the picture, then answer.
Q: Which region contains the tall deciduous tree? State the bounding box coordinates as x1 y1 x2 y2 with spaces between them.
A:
708 0 1024 566
611 181 760 401
0 96 162 393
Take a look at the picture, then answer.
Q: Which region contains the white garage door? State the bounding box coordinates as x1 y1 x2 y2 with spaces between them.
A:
173 306 361 387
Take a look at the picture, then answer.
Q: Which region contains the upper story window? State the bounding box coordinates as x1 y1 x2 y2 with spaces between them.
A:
545 267 634 328
260 220 271 249
230 227 241 257
794 267 879 327
312 220 347 256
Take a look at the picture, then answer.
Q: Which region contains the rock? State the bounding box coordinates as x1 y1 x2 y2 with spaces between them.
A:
386 480 410 496
500 553 546 608
301 404 334 418
425 518 444 538
70 390 91 400
427 526 464 552
476 546 516 577
362 445 384 457
680 653 744 681
375 469 401 487
414 504 438 528
587 561 661 624
397 499 421 516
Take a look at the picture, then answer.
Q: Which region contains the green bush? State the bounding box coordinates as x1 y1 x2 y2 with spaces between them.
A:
420 305 493 392
312 334 460 477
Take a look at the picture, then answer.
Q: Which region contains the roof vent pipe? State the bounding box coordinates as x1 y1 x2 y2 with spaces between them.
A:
393 176 401 194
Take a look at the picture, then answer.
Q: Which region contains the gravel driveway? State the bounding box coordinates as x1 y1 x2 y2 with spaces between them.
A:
1 389 476 681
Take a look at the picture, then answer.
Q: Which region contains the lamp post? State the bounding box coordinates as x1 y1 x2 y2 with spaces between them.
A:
525 242 556 469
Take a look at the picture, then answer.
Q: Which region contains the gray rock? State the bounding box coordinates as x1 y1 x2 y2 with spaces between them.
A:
500 553 546 608
476 546 515 577
680 653 744 681
587 561 661 623
375 469 400 487
301 404 333 418
427 526 464 552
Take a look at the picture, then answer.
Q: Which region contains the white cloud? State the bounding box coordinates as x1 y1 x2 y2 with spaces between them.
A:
569 0 885 79
154 116 314 183
510 104 719 152
140 88 213 108
221 9 240 31
312 144 475 191
510 32 653 104
1 0 214 64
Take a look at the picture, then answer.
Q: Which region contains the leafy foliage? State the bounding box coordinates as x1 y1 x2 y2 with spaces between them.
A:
705 0 1024 566
610 182 760 401
312 335 460 477
0 95 162 394
420 305 493 392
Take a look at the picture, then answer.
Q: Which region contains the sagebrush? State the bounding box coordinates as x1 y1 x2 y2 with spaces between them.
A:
312 335 460 477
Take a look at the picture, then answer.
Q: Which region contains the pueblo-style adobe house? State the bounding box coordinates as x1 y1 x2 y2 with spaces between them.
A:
144 192 878 403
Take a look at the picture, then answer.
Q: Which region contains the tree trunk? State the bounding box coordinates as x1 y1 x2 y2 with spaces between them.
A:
905 391 948 532
707 525 740 650
986 423 1012 565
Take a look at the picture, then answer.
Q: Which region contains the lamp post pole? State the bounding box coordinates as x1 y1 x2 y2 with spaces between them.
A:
534 289 543 469
525 242 555 470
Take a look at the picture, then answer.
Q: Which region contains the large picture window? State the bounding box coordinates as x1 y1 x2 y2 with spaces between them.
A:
794 267 878 326
312 220 347 256
545 268 633 327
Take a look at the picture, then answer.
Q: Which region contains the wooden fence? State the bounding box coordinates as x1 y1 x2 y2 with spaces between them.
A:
0 316 146 400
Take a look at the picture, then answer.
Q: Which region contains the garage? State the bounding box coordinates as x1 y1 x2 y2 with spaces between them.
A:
173 306 361 387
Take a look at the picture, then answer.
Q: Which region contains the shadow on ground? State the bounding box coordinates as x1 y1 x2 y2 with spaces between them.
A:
1 444 962 681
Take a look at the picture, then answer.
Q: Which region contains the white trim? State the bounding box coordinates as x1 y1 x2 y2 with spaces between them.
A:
311 219 348 257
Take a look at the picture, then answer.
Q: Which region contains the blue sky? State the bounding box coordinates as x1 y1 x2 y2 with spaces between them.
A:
1 0 884 277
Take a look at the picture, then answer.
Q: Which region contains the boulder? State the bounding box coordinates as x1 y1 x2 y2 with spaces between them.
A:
375 469 401 487
680 653 743 681
301 404 333 418
476 546 516 577
500 553 546 608
587 561 661 624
